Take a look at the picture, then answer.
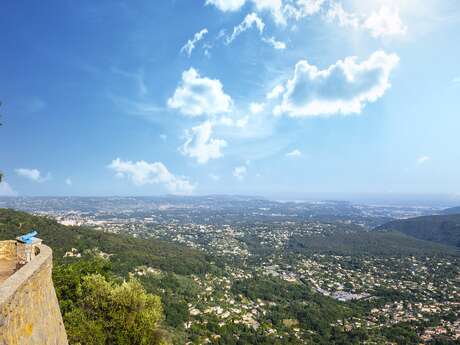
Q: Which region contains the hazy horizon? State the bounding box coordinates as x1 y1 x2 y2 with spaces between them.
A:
2 192 460 207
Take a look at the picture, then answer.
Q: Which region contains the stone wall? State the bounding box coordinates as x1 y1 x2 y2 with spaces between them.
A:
0 244 68 345
0 241 16 261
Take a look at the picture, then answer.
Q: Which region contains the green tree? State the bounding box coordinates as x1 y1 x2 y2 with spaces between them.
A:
63 308 106 345
53 259 169 345
80 274 165 345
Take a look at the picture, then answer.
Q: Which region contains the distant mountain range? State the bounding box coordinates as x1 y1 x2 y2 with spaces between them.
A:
376 213 460 248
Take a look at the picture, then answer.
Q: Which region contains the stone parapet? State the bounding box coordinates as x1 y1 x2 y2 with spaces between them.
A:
0 241 17 261
0 243 68 345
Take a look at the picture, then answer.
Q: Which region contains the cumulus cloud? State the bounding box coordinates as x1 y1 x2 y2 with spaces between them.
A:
180 121 227 164
181 28 208 57
233 166 247 180
226 13 265 44
363 6 407 38
167 68 232 117
219 115 249 128
108 158 195 195
266 84 285 99
208 0 412 31
417 155 431 165
262 36 286 49
286 149 302 157
326 3 407 38
65 178 72 186
205 0 246 12
274 50 399 117
249 102 265 114
15 168 50 182
206 0 325 25
252 0 285 25
0 181 17 196
223 12 287 49
326 2 359 29
284 0 324 20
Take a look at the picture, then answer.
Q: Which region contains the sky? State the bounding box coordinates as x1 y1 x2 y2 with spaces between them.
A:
0 0 460 199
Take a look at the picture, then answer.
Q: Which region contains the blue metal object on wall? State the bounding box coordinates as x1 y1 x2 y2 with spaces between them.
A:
17 231 38 244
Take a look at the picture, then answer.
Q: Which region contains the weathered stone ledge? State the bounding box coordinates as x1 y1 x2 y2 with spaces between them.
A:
0 244 68 344
0 244 47 305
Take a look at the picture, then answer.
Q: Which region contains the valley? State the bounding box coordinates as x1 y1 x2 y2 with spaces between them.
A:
0 196 459 344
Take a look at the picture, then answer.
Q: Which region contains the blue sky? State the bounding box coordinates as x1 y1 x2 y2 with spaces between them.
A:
1 0 460 198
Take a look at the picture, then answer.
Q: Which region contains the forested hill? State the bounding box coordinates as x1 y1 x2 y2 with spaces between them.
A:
0 208 217 276
376 214 460 248
441 206 460 215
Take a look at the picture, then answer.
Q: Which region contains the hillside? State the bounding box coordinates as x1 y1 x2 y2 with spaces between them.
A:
288 230 459 257
376 214 460 248
441 206 460 215
0 208 217 276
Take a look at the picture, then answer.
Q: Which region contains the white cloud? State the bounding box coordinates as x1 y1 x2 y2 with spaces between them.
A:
0 181 17 196
286 149 302 157
274 50 399 117
203 43 213 58
326 3 407 38
181 28 208 57
233 166 247 180
160 134 167 141
220 115 249 128
249 102 265 114
266 84 285 99
108 158 195 195
226 12 265 44
167 68 232 117
252 0 285 25
417 155 431 165
180 121 227 164
15 168 50 182
205 0 246 12
209 173 221 181
453 76 460 84
326 2 359 29
363 6 407 38
206 0 325 25
284 0 325 20
262 36 287 49
65 178 72 186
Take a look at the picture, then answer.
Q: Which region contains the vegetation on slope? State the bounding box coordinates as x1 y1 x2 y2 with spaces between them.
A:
441 206 460 215
2 208 458 344
0 208 219 344
376 214 460 248
288 231 459 257
0 208 217 275
54 258 168 345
